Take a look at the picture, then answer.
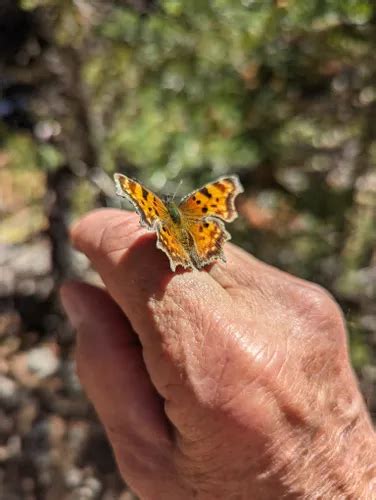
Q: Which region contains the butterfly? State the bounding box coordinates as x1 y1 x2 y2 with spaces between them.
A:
114 173 243 272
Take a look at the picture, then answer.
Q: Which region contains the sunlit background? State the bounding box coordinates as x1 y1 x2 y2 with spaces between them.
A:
1 1 375 498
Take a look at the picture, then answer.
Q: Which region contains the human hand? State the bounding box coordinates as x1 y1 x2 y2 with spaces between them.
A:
61 209 376 499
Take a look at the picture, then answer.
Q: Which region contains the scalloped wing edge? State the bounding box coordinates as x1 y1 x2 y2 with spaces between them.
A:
114 173 158 230
189 217 231 269
155 223 194 272
179 174 244 223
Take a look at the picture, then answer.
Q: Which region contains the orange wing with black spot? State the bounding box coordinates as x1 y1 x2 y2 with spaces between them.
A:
187 218 230 268
179 175 243 223
114 173 243 272
156 221 192 271
114 173 168 228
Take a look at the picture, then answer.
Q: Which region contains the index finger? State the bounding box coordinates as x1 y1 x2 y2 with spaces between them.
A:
71 209 233 392
71 208 227 311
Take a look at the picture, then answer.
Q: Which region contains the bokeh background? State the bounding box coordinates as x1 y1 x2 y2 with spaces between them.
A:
1 1 375 498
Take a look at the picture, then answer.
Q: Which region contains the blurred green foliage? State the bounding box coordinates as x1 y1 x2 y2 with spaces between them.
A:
1 0 376 365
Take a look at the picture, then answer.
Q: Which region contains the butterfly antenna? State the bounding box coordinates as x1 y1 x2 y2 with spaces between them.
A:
172 180 183 202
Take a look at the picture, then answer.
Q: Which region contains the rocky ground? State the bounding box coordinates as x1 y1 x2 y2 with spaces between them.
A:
0 239 135 499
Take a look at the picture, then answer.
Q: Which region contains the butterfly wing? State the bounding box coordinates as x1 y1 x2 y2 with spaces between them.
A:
156 221 192 271
114 173 241 271
179 175 243 223
187 218 230 269
114 173 168 229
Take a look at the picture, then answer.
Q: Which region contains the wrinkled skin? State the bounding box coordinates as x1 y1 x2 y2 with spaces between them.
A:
61 209 376 499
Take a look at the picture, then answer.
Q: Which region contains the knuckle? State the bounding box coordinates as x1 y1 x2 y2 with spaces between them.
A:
290 283 345 331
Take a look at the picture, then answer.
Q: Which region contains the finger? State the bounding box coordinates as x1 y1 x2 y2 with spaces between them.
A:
60 281 188 497
70 210 232 394
71 208 224 296
60 281 171 447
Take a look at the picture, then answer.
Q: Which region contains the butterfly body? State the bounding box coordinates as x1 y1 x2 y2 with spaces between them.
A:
164 199 182 225
114 173 243 272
